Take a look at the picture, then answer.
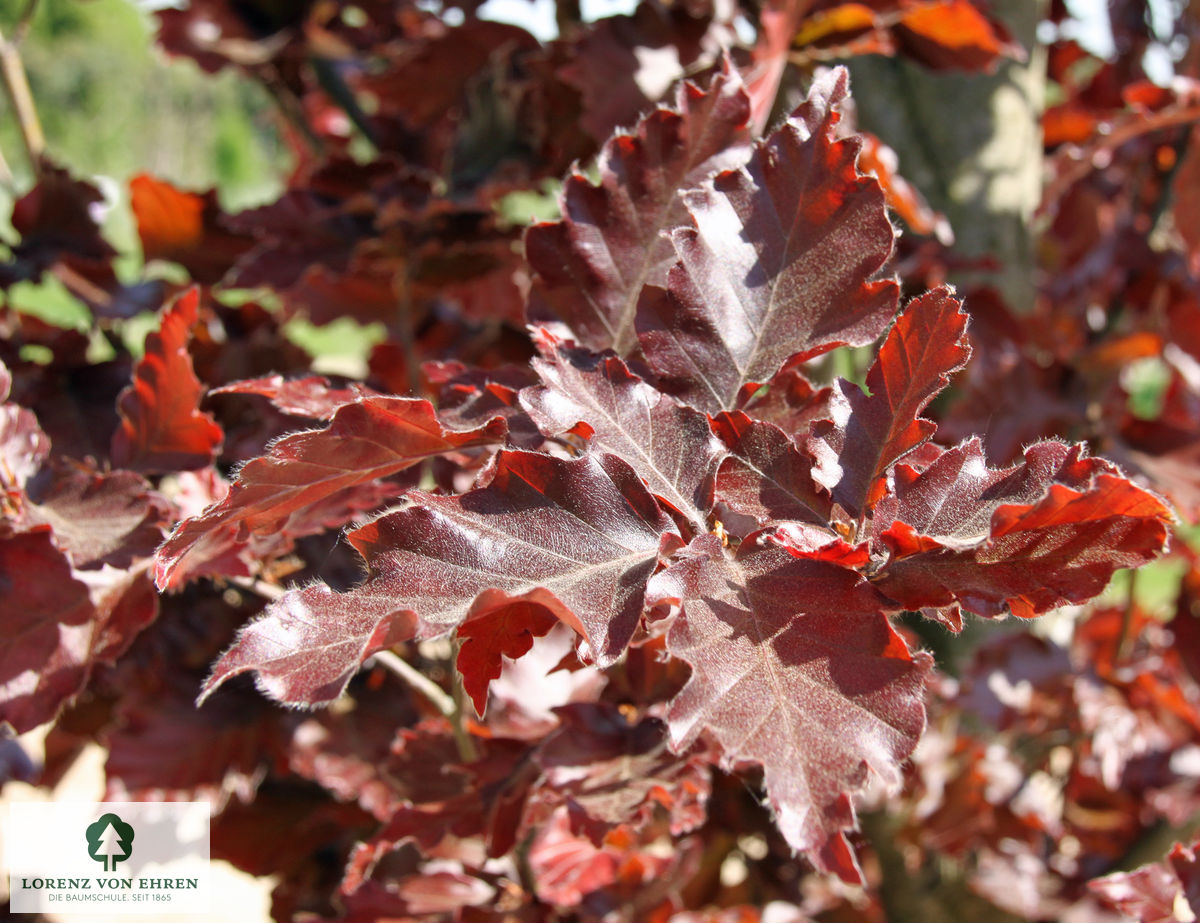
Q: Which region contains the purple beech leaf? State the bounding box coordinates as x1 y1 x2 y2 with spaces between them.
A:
456 601 561 716
520 341 724 525
525 61 752 354
25 469 168 570
156 397 507 589
810 286 971 516
711 411 831 534
737 366 834 439
645 533 931 883
110 288 223 474
636 66 898 411
873 440 1173 620
212 374 376 420
0 528 94 732
0 534 155 735
201 451 679 707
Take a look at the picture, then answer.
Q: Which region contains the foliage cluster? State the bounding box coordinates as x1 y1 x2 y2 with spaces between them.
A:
4 1 1200 920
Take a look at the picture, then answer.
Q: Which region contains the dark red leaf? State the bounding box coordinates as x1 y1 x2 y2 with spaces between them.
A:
156 397 506 589
711 411 831 534
637 67 898 411
1174 125 1200 279
343 736 536 888
0 539 156 738
810 286 971 516
1090 839 1200 922
110 288 224 474
456 601 560 716
202 451 678 706
0 360 50 490
0 162 115 285
874 440 1173 619
24 469 167 569
286 690 423 822
525 62 751 355
210 785 373 884
0 528 94 732
737 366 834 438
105 642 279 804
533 703 711 841
520 341 724 525
212 374 375 420
645 533 931 882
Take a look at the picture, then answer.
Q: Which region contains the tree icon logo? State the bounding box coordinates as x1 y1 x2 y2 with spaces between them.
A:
85 813 134 872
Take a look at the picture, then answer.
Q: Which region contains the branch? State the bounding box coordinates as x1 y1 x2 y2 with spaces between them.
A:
0 22 44 168
229 575 286 601
13 0 39 46
370 649 478 761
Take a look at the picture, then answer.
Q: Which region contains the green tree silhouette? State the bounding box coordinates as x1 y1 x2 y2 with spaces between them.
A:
85 813 134 872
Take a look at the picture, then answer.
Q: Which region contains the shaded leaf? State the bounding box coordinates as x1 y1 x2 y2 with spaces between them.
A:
637 67 898 411
156 397 506 589
202 451 678 706
0 161 115 286
645 533 930 881
737 366 833 437
25 469 167 569
525 62 751 354
343 736 536 889
111 289 224 474
533 702 711 841
711 411 831 533
1090 838 1200 923
0 528 94 732
105 663 281 804
810 287 970 516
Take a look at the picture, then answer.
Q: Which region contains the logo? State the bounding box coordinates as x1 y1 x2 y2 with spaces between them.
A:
6 801 211 914
85 813 135 872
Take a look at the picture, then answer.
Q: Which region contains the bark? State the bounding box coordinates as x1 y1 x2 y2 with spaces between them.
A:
846 1 1047 312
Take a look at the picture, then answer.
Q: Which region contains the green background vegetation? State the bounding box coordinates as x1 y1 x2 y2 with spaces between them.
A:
0 0 288 204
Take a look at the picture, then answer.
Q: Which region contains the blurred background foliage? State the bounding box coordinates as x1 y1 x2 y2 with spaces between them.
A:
0 0 291 341
0 0 289 206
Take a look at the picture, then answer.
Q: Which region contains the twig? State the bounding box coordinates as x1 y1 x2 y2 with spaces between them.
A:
1116 568 1139 663
448 641 480 761
256 69 324 157
0 22 44 168
229 575 286 601
13 0 39 46
372 649 455 714
0 143 14 188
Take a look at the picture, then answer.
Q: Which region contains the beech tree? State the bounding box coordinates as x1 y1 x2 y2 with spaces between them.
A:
3 0 1200 919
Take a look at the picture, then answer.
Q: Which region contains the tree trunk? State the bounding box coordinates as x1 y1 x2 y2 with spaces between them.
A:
846 1 1047 312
